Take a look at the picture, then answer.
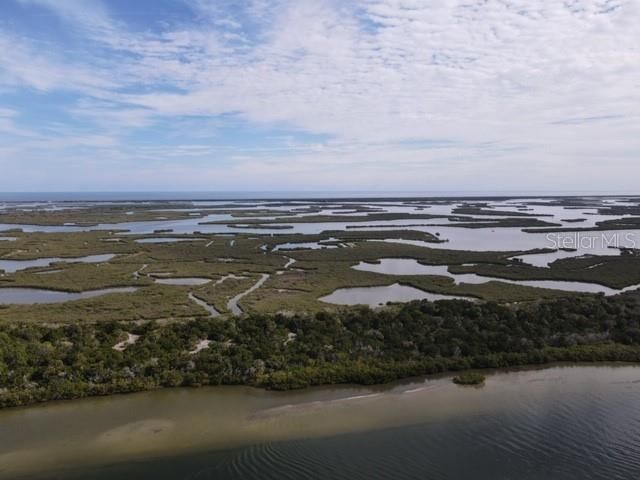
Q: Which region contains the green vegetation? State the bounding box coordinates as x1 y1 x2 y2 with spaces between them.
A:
444 218 561 228
452 206 550 217
201 212 451 225
450 251 640 289
2 228 589 322
2 292 640 407
262 229 443 246
523 219 640 232
2 198 640 408
0 203 211 226
453 372 486 385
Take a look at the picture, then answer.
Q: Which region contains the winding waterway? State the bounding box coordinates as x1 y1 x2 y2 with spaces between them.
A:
227 273 270 315
352 258 640 295
1 366 639 479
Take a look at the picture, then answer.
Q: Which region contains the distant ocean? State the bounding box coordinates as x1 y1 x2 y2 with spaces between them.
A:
0 191 633 202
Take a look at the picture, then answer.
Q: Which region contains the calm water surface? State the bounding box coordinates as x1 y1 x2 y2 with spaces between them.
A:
135 238 206 244
352 259 640 295
2 198 638 247
1 366 639 479
0 287 137 304
154 278 211 286
227 274 270 315
320 283 475 306
0 254 115 273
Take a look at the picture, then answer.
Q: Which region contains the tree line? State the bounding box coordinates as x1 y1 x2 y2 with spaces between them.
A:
2 292 640 407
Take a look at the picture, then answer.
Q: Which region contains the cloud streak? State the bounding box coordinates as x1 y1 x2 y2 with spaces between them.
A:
0 0 638 191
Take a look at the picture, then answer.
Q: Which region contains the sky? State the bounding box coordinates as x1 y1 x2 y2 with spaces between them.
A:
0 0 638 193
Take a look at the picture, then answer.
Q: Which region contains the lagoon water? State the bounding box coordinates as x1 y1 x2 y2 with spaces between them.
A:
135 237 206 244
352 258 640 295
154 277 211 286
0 287 137 304
1 197 639 306
320 283 474 306
2 197 640 478
0 254 115 274
1 366 639 479
2 198 638 252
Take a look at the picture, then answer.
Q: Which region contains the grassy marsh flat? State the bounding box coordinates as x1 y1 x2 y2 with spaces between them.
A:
2 196 640 321
2 196 640 406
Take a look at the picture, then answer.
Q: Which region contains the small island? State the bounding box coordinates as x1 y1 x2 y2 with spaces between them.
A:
453 372 486 386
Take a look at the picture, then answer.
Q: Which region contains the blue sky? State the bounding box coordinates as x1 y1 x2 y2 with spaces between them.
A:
0 0 638 192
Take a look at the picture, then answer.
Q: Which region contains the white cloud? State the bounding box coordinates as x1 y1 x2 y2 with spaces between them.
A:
15 0 113 33
0 32 118 93
118 1 639 141
1 0 639 190
0 108 36 137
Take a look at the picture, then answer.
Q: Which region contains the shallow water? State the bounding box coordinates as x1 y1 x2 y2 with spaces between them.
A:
0 287 137 304
319 283 474 306
274 239 339 251
188 293 220 317
1 199 639 253
352 258 640 295
512 249 601 267
227 274 270 315
0 254 115 274
154 277 211 286
380 228 638 254
1 366 639 480
135 237 205 244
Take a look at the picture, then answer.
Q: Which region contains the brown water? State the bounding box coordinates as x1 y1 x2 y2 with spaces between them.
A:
1 366 639 479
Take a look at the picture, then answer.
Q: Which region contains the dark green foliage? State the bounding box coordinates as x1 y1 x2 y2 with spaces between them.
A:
2 292 640 407
453 372 485 385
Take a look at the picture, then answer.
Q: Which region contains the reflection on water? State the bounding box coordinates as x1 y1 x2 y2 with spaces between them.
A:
0 254 115 274
512 249 593 267
154 277 211 286
273 239 339 251
319 283 474 306
380 228 636 255
352 258 640 295
135 237 204 244
353 258 453 276
0 287 138 304
188 293 220 317
1 366 640 479
0 197 638 266
228 274 270 315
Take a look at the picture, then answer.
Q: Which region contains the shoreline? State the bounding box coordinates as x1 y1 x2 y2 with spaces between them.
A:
3 350 639 410
2 363 640 480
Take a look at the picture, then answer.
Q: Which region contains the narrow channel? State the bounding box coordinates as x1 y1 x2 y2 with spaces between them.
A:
227 274 270 315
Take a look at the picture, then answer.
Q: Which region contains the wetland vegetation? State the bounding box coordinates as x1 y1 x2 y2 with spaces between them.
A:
1 196 640 406
452 372 486 385
2 292 640 407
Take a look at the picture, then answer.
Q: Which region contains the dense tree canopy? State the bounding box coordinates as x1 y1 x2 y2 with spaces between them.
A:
2 292 640 408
